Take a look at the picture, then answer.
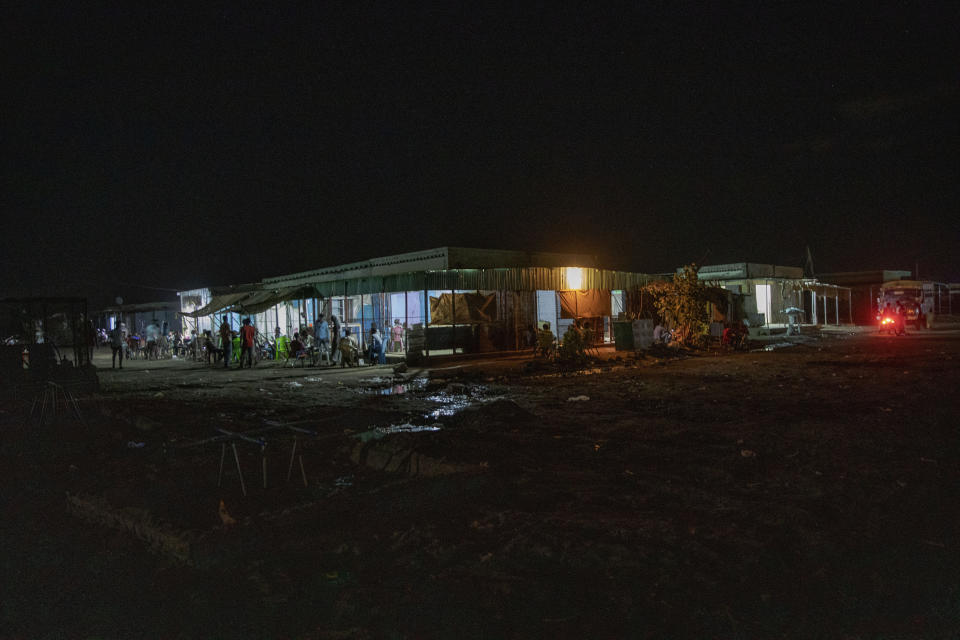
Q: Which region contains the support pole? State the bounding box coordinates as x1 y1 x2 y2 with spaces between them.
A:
232 443 247 497
261 444 267 490
218 443 227 487
424 283 430 359
287 436 298 482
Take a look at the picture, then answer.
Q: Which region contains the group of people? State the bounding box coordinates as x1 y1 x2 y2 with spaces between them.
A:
106 319 186 368
196 315 408 369
105 314 408 370
363 319 402 364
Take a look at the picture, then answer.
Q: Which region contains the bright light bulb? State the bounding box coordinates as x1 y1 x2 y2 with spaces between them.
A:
566 267 583 290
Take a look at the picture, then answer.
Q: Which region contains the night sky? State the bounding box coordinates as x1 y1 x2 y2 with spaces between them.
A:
4 3 958 303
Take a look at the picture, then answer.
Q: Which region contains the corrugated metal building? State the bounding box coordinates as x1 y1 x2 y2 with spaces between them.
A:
179 247 658 356
696 263 853 327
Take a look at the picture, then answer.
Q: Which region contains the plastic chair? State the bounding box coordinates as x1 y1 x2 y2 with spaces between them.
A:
314 343 330 366
232 337 241 362
275 335 289 361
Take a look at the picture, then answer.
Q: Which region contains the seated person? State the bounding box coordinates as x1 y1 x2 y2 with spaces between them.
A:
536 323 555 355
338 327 359 366
202 330 222 364
653 323 670 344
721 321 747 347
289 333 307 359
125 335 139 359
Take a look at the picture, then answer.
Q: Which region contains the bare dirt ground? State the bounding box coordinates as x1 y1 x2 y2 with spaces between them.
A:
2 329 960 639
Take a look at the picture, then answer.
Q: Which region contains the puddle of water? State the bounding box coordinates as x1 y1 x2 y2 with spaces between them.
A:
362 377 429 395
423 393 473 419
755 342 797 352
359 380 500 420
378 422 443 434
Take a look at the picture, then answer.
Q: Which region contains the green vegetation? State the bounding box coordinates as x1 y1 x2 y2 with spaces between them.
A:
646 263 711 348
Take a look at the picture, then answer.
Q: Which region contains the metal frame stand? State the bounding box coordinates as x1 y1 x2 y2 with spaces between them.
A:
218 442 248 496
27 381 84 426
216 429 267 496
286 436 308 487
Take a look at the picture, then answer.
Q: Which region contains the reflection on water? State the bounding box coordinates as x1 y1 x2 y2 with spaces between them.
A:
359 378 503 421
355 422 443 442
378 423 443 434
361 377 430 395
424 393 474 419
757 342 797 352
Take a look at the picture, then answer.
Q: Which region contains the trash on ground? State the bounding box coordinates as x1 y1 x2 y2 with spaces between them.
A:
219 499 237 526
567 395 590 402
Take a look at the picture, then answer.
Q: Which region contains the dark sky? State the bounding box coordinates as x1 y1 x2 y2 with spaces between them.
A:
3 3 958 302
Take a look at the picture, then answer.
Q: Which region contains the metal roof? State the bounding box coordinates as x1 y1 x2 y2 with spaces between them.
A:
262 246 601 287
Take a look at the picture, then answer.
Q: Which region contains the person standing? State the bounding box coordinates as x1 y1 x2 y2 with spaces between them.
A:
109 322 125 369
315 315 329 358
239 317 256 368
367 323 382 365
219 316 232 368
391 318 404 352
330 314 342 361
145 319 161 360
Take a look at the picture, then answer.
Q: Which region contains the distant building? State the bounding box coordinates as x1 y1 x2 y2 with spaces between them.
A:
694 263 852 327
97 301 181 336
816 270 911 325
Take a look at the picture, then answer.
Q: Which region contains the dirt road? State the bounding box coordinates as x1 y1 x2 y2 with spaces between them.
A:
2 330 959 638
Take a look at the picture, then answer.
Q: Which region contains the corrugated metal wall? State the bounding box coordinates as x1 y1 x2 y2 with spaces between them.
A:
313 267 656 297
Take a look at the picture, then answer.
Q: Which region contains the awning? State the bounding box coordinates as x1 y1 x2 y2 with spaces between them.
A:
180 292 252 318
232 285 320 315
181 285 320 317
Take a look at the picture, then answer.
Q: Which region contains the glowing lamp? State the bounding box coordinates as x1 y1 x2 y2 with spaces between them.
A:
566 267 583 290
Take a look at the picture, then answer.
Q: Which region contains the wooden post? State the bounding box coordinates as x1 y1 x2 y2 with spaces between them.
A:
451 274 456 355
554 291 560 344
424 281 430 359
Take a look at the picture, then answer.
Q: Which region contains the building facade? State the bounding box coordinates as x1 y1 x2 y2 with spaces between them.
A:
179 247 658 356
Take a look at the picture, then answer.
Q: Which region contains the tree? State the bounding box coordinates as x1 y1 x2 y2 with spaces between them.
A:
646 263 711 348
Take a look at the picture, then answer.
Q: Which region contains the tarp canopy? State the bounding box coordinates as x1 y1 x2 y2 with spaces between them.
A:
233 285 319 315
429 292 497 324
180 292 251 318
557 290 612 319
181 286 320 318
